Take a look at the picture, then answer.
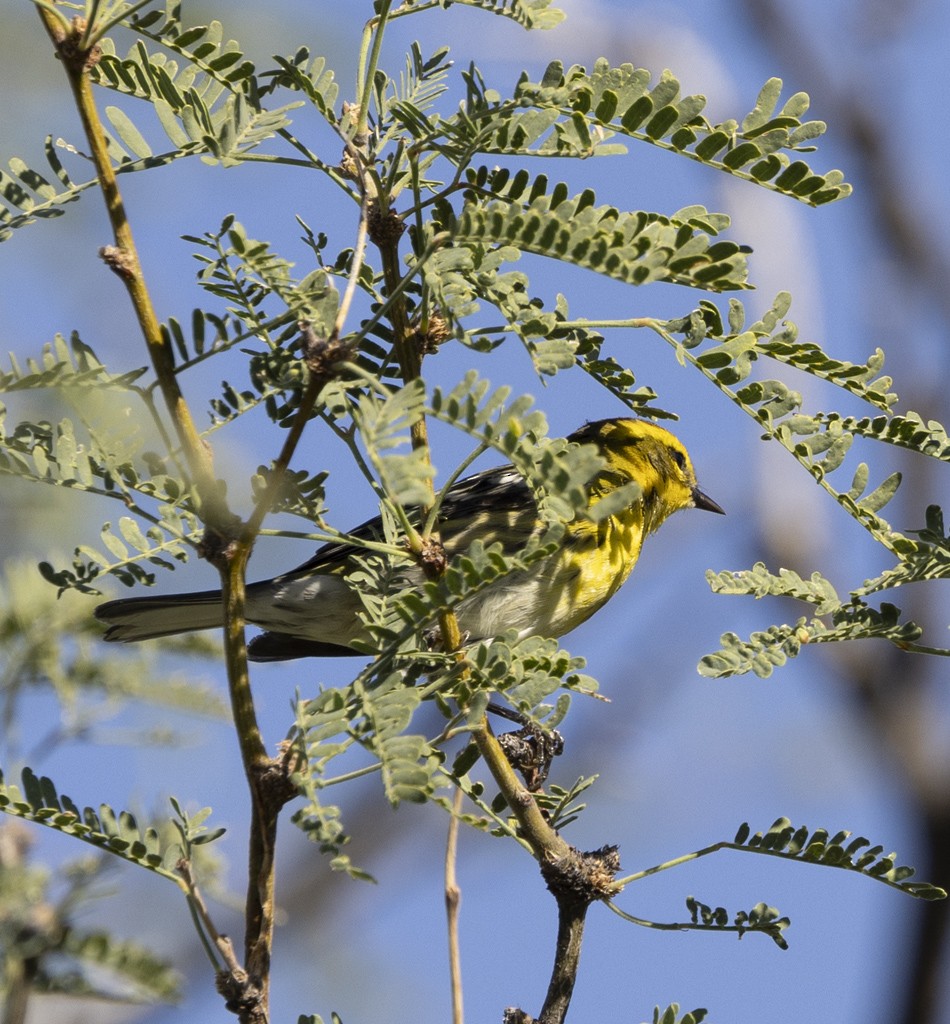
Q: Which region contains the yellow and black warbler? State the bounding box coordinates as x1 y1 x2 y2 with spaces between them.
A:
95 418 723 661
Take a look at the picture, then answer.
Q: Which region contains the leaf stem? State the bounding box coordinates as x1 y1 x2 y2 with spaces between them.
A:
243 188 371 541
615 841 728 886
605 900 765 936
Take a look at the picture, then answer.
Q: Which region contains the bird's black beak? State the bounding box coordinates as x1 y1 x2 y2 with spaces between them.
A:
692 487 725 515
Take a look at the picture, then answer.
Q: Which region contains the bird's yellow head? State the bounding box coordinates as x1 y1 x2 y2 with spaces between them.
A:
571 418 724 534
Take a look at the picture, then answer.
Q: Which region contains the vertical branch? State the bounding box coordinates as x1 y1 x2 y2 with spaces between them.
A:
2 954 31 1024
536 901 589 1024
219 547 270 998
35 11 230 530
445 787 465 1024
229 309 366 1018
217 176 369 1024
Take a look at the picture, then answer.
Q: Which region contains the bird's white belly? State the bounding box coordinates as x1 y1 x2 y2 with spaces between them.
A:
245 527 637 651
455 556 592 643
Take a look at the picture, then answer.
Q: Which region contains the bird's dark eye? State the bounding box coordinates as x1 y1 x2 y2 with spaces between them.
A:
671 449 687 471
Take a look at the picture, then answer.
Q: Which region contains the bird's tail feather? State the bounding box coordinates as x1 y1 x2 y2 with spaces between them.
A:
95 589 225 643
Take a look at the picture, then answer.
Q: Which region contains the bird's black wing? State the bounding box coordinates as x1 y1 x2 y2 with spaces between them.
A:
273 463 535 580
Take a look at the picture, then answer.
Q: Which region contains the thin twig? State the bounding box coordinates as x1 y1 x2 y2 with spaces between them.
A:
219 25 378 1019
178 858 243 976
334 202 371 337
243 189 372 542
355 0 394 138
445 787 465 1024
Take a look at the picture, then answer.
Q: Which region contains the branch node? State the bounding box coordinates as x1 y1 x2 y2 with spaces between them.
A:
540 844 623 905
298 321 353 380
367 199 406 246
503 1009 536 1024
410 313 451 355
513 789 535 809
340 100 369 148
197 523 244 572
252 757 301 813
339 149 361 181
53 17 103 73
420 534 448 576
99 244 137 280
216 966 265 1022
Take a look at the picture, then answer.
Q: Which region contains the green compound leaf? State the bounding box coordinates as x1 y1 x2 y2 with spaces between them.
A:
441 182 749 291
39 507 201 596
698 598 928 679
59 930 181 1003
0 137 99 241
0 333 145 393
706 562 841 615
733 818 948 901
495 62 850 205
0 767 221 884
685 895 790 949
429 0 565 30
